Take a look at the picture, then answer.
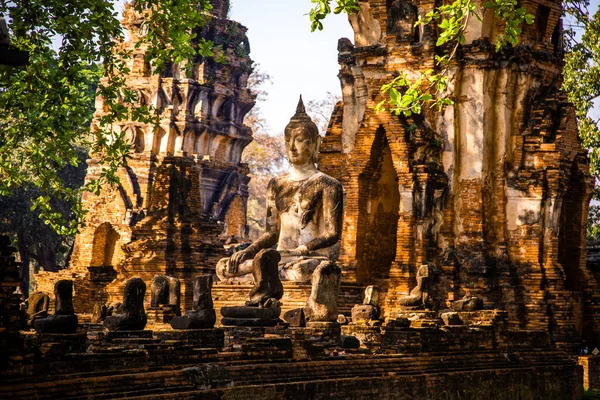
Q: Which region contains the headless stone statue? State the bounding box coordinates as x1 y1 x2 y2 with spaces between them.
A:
150 275 181 308
398 265 431 309
363 285 380 306
34 280 78 334
25 291 50 327
104 277 147 331
247 249 283 307
220 249 284 326
147 275 180 324
216 96 344 285
352 285 382 323
54 280 75 315
194 274 214 310
306 262 341 322
171 275 216 330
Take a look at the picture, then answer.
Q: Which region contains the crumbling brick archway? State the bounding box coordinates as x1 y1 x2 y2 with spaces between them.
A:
356 126 400 283
90 222 120 267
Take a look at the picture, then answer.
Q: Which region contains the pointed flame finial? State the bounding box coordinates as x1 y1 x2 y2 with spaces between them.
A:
296 95 307 115
289 94 311 123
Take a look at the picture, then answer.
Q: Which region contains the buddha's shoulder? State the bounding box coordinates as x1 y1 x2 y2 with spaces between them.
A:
268 171 342 190
268 173 291 189
312 171 342 190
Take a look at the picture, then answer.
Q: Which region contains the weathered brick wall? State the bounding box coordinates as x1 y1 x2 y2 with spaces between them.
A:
579 355 600 390
223 195 247 238
211 0 230 19
2 347 583 400
320 0 597 348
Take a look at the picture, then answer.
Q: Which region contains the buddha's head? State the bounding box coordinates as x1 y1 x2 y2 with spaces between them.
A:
284 96 320 166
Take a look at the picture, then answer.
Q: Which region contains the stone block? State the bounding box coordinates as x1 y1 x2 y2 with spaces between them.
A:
452 297 483 312
148 306 180 324
33 315 78 334
339 335 360 349
351 304 381 323
307 321 341 329
578 355 600 390
283 308 306 327
221 306 281 320
241 337 293 359
171 310 216 330
441 312 462 326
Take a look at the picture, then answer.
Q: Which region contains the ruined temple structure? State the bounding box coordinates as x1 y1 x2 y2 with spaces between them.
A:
2 1 599 398
35 0 255 314
319 0 598 349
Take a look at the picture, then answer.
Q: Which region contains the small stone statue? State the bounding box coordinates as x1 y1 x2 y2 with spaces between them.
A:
351 285 382 323
216 96 344 283
24 291 50 327
306 262 341 322
194 274 214 310
220 250 284 326
54 280 75 315
104 277 147 331
33 280 78 334
398 265 431 309
171 275 216 330
363 285 380 306
150 275 181 308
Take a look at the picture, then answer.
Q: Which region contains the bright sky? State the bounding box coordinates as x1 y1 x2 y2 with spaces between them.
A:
229 1 354 134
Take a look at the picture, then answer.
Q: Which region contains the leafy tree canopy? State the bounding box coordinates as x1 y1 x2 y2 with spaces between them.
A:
563 1 600 241
0 0 214 236
310 0 534 116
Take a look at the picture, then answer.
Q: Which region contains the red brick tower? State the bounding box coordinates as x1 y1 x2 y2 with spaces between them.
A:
320 0 598 348
36 0 255 314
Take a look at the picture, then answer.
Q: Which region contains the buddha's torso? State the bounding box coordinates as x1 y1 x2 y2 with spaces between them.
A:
269 171 338 260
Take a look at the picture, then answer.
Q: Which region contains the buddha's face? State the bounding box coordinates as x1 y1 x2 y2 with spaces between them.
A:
285 127 318 166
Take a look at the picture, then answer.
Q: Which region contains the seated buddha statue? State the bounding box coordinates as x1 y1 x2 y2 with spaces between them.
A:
216 96 343 286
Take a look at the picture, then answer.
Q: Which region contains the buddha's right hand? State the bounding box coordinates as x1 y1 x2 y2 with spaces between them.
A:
229 250 250 275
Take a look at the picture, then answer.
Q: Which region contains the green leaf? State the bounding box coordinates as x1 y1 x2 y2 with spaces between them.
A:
389 87 400 103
